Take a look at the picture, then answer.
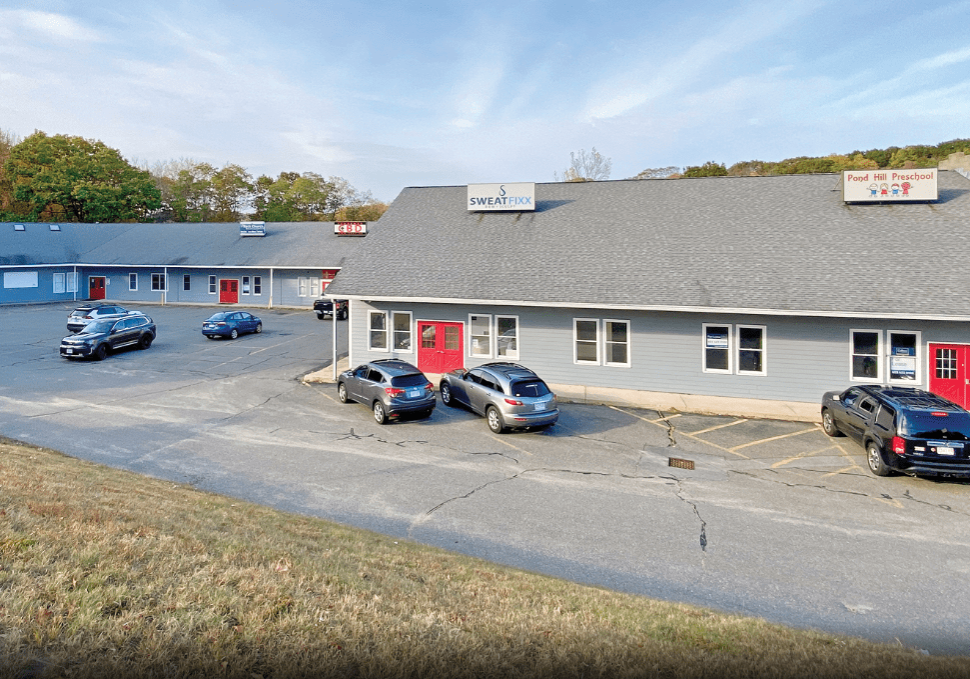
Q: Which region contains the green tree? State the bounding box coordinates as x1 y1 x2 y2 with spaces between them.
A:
682 161 728 177
4 132 160 222
633 166 680 179
210 164 253 221
0 128 26 218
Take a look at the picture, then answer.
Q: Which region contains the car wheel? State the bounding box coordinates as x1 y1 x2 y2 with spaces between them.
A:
337 383 350 404
255 323 262 334
139 334 153 350
440 383 455 407
486 407 506 434
316 313 324 320
821 409 842 437
93 344 107 361
230 328 238 340
339 309 347 320
866 441 892 477
373 400 388 425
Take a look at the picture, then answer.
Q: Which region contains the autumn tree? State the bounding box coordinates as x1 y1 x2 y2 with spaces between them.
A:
682 161 728 177
4 132 160 222
555 147 612 181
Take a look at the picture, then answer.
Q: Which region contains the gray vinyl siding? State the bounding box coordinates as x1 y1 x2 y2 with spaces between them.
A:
348 301 970 405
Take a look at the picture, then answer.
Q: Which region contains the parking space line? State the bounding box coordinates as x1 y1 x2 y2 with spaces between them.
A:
610 406 751 459
771 445 840 468
687 419 748 436
729 426 818 452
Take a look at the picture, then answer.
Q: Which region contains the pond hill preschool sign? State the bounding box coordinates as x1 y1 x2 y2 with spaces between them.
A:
842 169 938 203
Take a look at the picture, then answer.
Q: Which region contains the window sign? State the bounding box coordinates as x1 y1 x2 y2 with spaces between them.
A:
888 331 920 383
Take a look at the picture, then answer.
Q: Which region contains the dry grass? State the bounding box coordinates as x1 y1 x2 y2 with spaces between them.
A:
1 437 968 679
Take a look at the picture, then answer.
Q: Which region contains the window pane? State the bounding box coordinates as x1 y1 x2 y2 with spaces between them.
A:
497 317 517 356
853 355 878 378
853 332 878 356
738 350 762 373
370 313 386 331
393 313 411 351
606 343 627 364
576 342 598 362
421 325 436 349
936 348 957 380
576 320 597 342
445 327 460 351
706 348 729 371
739 327 762 350
470 314 490 355
852 331 879 379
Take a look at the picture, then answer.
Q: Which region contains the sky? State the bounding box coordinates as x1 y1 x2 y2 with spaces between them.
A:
1 1 969 202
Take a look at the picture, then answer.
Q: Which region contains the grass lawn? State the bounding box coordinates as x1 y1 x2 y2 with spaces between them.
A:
2 436 968 678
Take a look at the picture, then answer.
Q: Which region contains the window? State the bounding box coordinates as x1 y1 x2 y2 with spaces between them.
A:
368 311 388 351
128 273 138 291
298 277 321 297
496 316 518 359
4 271 38 289
470 314 491 357
151 273 167 291
242 276 250 294
936 348 958 380
393 312 412 351
888 331 920 383
53 273 66 294
703 324 731 373
851 330 880 381
737 325 766 375
208 275 217 294
574 319 600 364
604 320 630 366
66 272 77 293
183 274 191 291
253 276 262 295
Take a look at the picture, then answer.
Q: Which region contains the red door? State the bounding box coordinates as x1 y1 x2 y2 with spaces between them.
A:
417 321 463 374
929 343 970 409
219 279 239 304
88 277 106 300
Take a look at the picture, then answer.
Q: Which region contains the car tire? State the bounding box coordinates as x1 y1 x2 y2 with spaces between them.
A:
93 344 107 361
230 329 238 340
255 323 262 334
440 383 455 407
866 441 892 477
373 400 388 425
337 383 350 404
486 406 506 434
821 409 842 437
139 334 153 350
339 309 347 320
316 313 324 320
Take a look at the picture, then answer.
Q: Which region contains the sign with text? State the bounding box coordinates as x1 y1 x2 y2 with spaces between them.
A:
239 221 266 237
843 169 938 202
335 221 367 236
467 183 536 211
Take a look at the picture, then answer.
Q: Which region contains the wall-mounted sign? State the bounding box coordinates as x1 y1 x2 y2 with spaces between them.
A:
467 183 536 211
335 221 367 236
843 169 938 203
239 221 266 237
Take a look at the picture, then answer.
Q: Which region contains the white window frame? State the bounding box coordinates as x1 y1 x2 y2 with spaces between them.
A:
574 318 601 365
151 272 167 292
495 315 519 360
128 273 138 291
850 329 881 382
392 311 413 353
368 310 389 352
242 275 251 294
469 314 492 358
253 276 262 295
53 273 66 294
602 319 631 367
67 272 77 293
736 324 766 376
208 275 217 294
887 330 921 385
702 323 733 374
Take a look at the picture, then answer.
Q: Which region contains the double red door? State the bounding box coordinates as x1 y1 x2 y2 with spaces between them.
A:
417 321 463 374
88 277 106 300
219 279 239 304
929 343 970 409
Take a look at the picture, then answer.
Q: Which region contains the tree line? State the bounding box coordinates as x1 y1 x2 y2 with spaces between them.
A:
0 129 388 223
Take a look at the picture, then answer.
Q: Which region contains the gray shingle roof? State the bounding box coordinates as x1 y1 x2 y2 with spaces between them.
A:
0 221 366 268
324 172 970 319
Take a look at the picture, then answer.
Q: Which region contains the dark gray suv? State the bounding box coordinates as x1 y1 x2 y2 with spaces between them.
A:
337 359 436 424
439 362 558 433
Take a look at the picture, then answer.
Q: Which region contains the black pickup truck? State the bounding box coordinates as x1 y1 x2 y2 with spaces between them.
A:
313 298 348 320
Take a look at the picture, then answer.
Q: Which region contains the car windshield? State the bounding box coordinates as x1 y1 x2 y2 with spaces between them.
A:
510 379 550 398
83 321 114 334
899 410 970 440
390 374 428 388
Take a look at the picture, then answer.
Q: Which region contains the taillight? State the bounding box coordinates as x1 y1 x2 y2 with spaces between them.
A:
892 436 906 455
505 398 524 406
425 383 434 392
385 387 405 397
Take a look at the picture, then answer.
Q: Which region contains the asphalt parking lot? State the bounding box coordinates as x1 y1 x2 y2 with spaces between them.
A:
3 302 970 655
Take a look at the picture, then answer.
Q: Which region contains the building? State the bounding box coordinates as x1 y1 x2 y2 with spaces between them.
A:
324 170 970 420
0 221 366 308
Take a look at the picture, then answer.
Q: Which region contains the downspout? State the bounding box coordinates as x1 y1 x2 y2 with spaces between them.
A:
73 265 77 301
163 266 168 305
332 299 338 381
269 268 274 308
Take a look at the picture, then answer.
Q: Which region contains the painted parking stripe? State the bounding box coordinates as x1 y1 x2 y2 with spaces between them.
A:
728 426 818 452
688 419 749 435
610 406 751 459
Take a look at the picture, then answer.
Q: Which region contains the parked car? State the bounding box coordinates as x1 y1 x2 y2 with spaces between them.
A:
67 303 143 333
202 311 262 339
821 385 970 477
60 315 156 360
314 298 348 320
337 359 436 424
439 362 558 433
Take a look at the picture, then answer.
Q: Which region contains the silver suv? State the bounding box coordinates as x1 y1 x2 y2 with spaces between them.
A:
337 359 436 424
67 304 142 333
439 362 558 433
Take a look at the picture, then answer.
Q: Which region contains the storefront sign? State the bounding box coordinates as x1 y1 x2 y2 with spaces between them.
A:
239 221 266 237
335 222 367 235
843 169 938 202
467 183 536 211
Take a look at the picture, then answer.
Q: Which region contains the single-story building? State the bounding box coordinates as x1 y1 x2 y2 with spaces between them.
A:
0 221 367 308
324 170 970 421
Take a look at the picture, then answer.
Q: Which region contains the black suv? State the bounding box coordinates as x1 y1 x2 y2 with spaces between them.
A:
821 385 970 477
337 359 436 424
60 315 157 360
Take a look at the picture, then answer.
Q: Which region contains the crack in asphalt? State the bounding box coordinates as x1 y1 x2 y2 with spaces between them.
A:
670 477 708 551
333 428 429 448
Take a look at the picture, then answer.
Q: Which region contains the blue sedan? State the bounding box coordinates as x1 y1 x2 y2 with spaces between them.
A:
202 311 263 339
